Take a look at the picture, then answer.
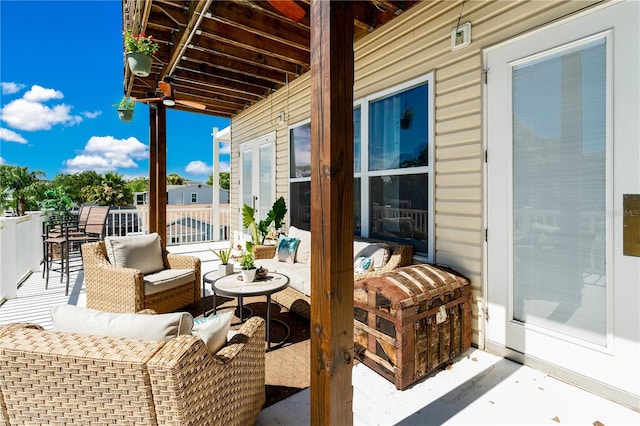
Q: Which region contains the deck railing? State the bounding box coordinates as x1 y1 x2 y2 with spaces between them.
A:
106 205 230 245
0 206 230 301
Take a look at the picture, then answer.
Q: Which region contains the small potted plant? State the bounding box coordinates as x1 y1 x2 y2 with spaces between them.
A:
116 96 135 122
211 244 233 276
123 30 159 77
233 242 256 283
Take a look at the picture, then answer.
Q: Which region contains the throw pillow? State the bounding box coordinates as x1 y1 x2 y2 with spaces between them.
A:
50 305 193 342
354 256 374 274
191 311 234 354
275 236 300 264
104 233 165 274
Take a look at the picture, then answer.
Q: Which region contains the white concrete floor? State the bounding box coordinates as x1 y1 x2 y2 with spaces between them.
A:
2 241 638 425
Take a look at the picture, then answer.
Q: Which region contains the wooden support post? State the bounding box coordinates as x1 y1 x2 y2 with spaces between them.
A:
149 106 157 235
156 103 167 246
310 1 355 424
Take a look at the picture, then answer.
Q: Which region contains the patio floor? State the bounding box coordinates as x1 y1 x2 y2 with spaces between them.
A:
1 241 638 425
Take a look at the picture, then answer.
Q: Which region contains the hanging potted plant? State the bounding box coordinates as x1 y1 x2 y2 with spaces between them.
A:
123 30 159 77
116 96 135 122
400 105 414 130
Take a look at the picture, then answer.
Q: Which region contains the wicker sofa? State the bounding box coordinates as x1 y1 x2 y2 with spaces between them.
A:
82 235 201 314
254 226 413 319
0 317 266 425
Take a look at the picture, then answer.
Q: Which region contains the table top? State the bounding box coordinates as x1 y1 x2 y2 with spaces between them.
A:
206 271 290 297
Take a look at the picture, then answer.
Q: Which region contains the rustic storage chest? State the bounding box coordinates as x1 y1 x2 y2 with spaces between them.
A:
354 263 472 390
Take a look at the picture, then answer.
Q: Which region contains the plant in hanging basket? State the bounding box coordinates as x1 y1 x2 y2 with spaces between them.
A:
123 31 159 56
115 96 135 122
123 30 159 77
400 106 414 129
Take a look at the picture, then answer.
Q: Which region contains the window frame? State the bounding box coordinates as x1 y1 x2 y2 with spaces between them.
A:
287 73 434 261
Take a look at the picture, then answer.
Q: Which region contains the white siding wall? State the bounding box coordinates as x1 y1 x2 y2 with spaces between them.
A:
229 0 603 345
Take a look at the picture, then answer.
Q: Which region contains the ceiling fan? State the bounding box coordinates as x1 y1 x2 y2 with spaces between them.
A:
267 0 305 23
133 77 207 110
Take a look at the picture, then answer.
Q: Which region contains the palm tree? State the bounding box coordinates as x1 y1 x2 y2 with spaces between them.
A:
0 165 46 216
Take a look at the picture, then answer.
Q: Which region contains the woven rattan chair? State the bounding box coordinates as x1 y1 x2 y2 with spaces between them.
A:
82 240 201 314
0 317 266 425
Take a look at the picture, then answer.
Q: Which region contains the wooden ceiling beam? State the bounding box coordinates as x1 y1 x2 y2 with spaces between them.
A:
181 51 288 86
206 2 309 51
197 18 309 67
170 68 268 99
191 34 304 77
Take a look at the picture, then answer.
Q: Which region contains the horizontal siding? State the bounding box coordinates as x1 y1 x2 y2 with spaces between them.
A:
230 0 605 346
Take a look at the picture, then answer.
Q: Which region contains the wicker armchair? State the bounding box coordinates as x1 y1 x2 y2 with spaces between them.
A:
82 240 201 314
0 317 266 425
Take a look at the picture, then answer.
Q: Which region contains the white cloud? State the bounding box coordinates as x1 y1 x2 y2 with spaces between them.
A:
219 160 230 172
1 82 25 95
82 110 102 119
0 127 27 143
0 156 5 165
185 160 212 175
1 99 82 131
63 136 149 173
219 142 231 155
23 85 63 103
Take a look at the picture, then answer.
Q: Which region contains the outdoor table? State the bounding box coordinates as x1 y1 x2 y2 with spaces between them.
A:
203 271 291 351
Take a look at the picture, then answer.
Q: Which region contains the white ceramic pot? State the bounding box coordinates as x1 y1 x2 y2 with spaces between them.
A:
240 268 257 283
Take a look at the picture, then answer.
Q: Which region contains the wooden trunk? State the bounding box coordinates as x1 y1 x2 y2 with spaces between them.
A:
354 263 472 390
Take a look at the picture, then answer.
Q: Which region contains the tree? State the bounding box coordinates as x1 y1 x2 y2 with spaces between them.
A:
52 171 102 204
83 171 133 206
167 173 187 185
126 176 149 193
0 165 46 216
206 172 230 190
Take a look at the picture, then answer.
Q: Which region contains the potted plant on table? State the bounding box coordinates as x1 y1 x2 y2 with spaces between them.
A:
123 30 159 77
211 244 233 276
233 242 256 283
116 96 135 122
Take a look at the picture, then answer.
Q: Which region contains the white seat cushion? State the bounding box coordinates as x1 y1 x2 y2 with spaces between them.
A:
144 268 196 295
353 240 391 270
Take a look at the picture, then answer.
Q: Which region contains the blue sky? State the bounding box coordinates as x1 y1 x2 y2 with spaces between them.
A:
0 1 230 182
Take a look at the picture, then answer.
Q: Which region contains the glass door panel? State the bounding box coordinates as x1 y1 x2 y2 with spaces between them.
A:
512 38 607 345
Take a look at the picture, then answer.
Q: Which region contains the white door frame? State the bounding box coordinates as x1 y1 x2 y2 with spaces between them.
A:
482 0 639 409
238 132 276 238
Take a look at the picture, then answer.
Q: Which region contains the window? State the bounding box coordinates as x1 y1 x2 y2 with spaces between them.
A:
288 74 434 259
191 193 197 203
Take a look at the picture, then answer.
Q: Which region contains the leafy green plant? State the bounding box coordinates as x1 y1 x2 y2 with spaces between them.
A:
242 196 287 246
41 186 73 218
123 30 159 56
233 243 255 269
116 96 135 111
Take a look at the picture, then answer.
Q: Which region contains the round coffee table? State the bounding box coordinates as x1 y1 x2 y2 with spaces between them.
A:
203 271 291 351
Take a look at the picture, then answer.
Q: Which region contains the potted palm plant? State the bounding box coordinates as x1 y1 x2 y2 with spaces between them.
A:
116 96 135 122
123 30 159 77
211 244 233 276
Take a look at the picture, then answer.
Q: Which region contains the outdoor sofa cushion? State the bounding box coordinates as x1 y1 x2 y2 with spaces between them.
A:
144 268 196 295
51 304 193 341
51 305 234 354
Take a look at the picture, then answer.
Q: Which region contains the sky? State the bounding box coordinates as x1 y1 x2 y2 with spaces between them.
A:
0 0 231 182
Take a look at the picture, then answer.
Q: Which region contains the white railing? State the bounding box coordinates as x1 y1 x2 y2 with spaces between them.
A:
0 211 44 301
106 205 230 245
